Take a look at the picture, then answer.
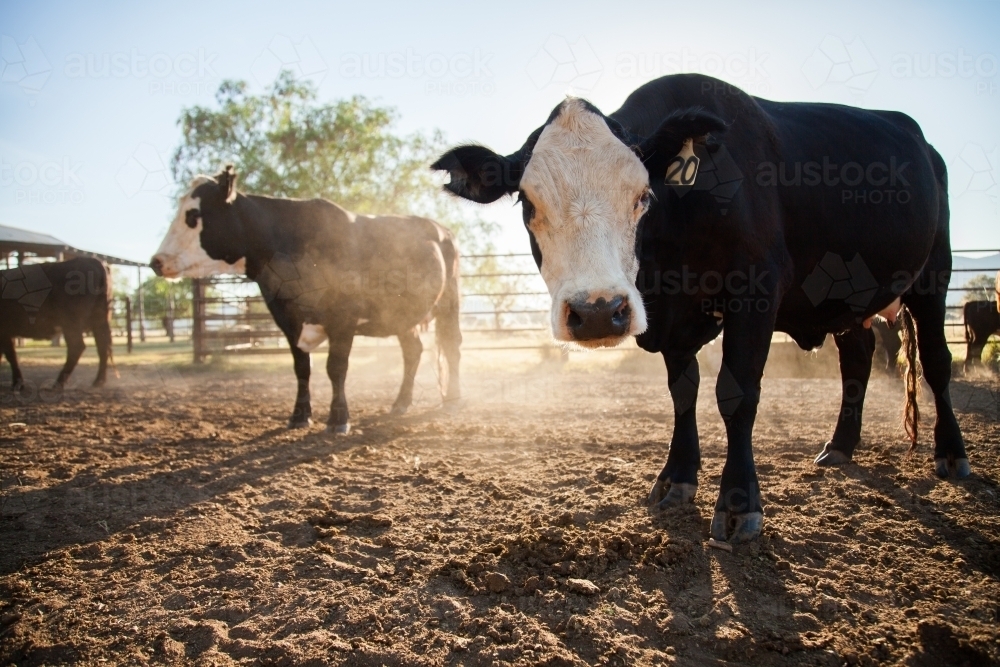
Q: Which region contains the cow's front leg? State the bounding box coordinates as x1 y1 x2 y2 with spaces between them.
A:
55 327 86 388
325 331 355 435
649 352 701 509
815 325 875 466
712 307 775 544
288 346 313 428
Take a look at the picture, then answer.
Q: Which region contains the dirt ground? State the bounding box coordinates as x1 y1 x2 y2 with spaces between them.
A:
1 342 999 666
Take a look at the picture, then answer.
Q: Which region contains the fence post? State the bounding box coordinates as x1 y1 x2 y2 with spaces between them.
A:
136 267 146 343
166 290 175 343
125 296 133 354
192 278 206 363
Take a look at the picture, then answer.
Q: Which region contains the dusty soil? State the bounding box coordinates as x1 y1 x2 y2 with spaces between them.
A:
1 348 999 666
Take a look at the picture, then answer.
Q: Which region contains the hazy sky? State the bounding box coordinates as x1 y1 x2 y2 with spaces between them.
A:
2 0 998 264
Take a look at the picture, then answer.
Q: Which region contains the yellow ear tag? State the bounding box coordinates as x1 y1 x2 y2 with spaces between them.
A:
665 139 700 187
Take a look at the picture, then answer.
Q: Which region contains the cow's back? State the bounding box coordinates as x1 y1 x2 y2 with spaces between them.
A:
613 74 946 346
0 257 110 339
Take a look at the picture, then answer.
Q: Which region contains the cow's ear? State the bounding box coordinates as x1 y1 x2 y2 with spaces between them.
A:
637 108 727 171
432 145 521 204
217 164 238 204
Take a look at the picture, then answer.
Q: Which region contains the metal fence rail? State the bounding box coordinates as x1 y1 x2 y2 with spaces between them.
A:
178 251 1000 361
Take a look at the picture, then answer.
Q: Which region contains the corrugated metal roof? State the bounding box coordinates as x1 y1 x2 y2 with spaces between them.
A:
0 223 146 267
0 224 69 248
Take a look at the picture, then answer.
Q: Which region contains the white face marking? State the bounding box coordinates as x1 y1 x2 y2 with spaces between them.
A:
297 323 328 352
520 98 650 347
151 176 246 279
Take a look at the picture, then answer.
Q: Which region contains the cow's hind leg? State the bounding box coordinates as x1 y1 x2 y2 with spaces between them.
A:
91 318 112 387
649 352 701 509
903 293 970 478
815 325 875 466
1 337 23 390
55 327 86 388
433 280 462 405
391 328 423 416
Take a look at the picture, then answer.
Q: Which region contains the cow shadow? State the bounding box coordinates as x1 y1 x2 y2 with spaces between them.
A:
0 422 370 576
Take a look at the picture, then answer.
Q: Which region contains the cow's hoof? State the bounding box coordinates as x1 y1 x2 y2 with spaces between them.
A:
91 380 106 388
814 443 852 466
648 478 697 509
288 418 313 429
327 423 350 436
711 510 763 544
389 404 408 417
935 457 971 479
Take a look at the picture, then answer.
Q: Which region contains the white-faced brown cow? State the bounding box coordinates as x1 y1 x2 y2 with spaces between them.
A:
150 166 461 433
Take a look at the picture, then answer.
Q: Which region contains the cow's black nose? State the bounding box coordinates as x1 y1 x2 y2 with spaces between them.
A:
150 256 163 276
566 295 631 341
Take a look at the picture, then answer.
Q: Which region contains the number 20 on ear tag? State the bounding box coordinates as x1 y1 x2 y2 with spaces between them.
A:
665 139 700 188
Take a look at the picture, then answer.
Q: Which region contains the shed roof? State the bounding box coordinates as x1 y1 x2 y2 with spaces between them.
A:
0 224 146 267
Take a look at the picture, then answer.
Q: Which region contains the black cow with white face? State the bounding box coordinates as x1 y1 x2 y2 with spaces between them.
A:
151 166 462 433
434 74 968 543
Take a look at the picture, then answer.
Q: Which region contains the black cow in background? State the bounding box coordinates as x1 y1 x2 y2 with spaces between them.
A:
151 166 462 434
871 318 903 375
964 300 1000 372
434 73 968 543
1 257 113 389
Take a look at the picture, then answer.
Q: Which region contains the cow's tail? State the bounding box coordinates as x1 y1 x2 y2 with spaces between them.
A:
433 236 462 404
900 305 920 451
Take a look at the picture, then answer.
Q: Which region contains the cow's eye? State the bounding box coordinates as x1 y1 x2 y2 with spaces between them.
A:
185 209 200 229
517 191 535 226
634 190 652 213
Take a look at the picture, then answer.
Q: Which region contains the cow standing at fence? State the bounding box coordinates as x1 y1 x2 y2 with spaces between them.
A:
1 257 113 389
964 300 1000 372
434 73 968 542
150 166 461 434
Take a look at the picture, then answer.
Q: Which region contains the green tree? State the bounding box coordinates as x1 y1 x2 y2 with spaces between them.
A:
134 276 194 320
961 274 998 304
171 71 495 253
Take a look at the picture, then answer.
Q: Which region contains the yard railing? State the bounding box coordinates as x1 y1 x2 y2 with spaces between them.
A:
153 250 1000 361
